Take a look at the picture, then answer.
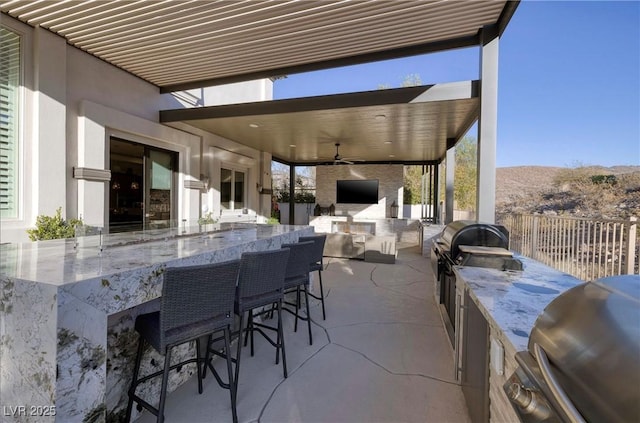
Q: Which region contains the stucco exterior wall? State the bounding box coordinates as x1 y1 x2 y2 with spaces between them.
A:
0 16 273 243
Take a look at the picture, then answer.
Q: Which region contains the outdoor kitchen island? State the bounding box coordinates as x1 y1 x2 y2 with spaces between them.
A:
0 224 313 422
449 256 583 423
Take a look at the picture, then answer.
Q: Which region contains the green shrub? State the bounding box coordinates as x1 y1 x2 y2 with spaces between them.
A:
590 174 617 186
27 208 83 241
197 212 217 225
274 190 316 204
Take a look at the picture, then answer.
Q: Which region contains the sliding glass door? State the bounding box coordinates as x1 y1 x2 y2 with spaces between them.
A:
109 138 177 232
145 148 175 229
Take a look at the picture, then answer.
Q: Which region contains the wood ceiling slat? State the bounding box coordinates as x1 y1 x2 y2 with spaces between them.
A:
66 1 285 43
1 0 508 88
88 1 379 57
125 21 481 79
28 1 140 28
68 1 250 43
101 8 488 72
3 0 82 19
100 3 496 66
104 3 435 59
46 1 175 32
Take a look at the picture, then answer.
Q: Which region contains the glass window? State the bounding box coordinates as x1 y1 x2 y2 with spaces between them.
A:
234 171 244 210
220 168 245 211
0 26 20 219
220 168 232 210
150 150 172 190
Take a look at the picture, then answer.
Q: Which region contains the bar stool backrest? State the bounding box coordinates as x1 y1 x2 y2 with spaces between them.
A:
281 241 314 282
299 234 326 269
160 260 240 350
237 249 290 306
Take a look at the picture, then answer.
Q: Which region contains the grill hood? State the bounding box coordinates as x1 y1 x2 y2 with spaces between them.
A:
527 275 640 422
439 220 509 259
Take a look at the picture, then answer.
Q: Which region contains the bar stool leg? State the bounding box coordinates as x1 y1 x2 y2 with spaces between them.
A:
234 313 244 399
196 338 203 394
303 285 313 345
276 299 288 378
224 326 238 423
294 286 300 332
202 334 212 380
243 310 251 347
125 336 145 422
319 270 326 320
157 348 173 423
250 311 255 357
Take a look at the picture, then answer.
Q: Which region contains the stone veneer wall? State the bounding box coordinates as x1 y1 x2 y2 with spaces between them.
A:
315 165 404 219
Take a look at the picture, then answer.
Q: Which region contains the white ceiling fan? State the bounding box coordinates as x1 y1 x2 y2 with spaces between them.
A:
332 143 365 165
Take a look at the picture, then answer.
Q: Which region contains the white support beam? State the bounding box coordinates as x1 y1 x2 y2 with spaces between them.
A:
477 27 499 223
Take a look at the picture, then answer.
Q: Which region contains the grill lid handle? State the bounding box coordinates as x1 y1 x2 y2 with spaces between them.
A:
533 343 586 423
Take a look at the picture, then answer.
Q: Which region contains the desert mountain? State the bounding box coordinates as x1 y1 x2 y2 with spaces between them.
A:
495 165 640 220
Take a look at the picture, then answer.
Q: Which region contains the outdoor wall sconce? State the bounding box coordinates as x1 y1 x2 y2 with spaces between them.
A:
390 200 399 218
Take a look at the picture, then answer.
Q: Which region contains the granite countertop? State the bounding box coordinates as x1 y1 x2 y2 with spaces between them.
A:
0 224 308 286
454 256 583 351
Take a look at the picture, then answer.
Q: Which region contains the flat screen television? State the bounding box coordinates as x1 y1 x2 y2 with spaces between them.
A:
336 179 379 204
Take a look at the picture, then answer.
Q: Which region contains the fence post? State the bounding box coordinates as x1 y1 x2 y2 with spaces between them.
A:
625 216 637 275
531 215 539 260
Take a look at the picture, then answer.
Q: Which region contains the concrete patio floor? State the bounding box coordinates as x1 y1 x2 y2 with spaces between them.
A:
135 244 471 423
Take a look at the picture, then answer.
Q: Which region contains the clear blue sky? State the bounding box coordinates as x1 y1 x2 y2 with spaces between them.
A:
274 1 640 168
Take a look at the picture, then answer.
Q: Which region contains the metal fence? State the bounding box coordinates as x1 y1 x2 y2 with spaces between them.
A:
499 214 638 281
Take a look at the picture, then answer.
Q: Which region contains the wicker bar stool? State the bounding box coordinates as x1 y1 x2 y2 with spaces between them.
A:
125 260 239 423
299 234 328 320
277 241 314 344
231 248 290 397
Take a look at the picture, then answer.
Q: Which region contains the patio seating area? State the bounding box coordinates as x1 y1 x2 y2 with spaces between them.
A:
134 244 471 423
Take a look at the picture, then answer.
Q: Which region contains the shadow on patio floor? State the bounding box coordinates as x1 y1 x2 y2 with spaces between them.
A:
134 245 471 423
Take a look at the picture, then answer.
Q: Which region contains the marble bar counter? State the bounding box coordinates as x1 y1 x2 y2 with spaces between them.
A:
0 224 313 422
452 256 583 422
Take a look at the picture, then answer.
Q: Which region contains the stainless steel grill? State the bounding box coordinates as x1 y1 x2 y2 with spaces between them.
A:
505 275 640 423
431 220 523 345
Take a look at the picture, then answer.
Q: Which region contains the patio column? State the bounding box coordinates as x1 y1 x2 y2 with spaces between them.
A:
432 163 440 223
34 27 67 219
445 143 455 224
477 25 499 224
289 165 295 224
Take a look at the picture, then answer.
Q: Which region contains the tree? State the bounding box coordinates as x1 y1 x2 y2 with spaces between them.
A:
438 136 477 211
401 73 422 87
271 163 316 203
378 73 422 90
453 136 477 210
404 165 426 204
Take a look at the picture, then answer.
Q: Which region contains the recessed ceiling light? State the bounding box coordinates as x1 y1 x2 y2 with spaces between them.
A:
289 144 296 148
249 123 259 128
375 114 387 120
389 154 395 158
384 141 392 144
